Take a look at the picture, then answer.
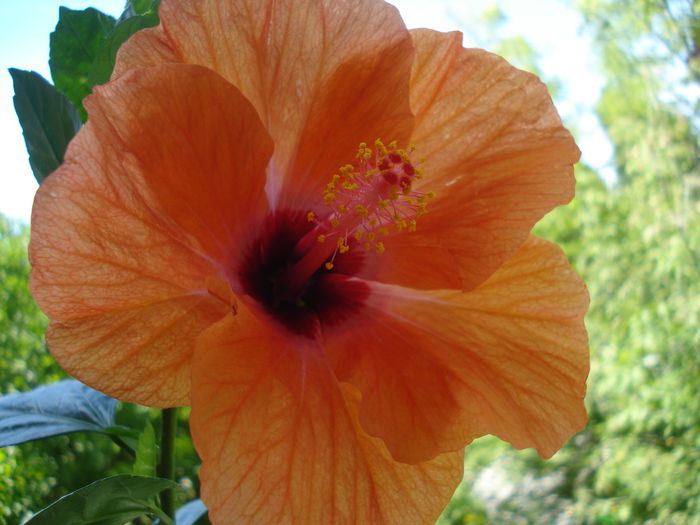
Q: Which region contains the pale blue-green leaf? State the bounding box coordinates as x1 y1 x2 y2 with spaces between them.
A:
175 499 207 525
154 498 207 525
0 379 117 447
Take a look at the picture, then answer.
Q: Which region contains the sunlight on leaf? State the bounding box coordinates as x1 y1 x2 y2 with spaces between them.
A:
0 379 117 447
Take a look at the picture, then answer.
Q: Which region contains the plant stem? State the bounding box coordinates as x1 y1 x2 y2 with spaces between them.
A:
157 407 178 519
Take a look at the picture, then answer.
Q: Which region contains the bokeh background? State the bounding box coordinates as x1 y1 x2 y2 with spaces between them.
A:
1 0 698 523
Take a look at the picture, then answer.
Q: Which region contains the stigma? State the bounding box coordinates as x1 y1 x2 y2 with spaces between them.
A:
312 139 433 259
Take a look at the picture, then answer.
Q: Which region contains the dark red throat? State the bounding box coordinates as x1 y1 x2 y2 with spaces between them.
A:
238 210 371 338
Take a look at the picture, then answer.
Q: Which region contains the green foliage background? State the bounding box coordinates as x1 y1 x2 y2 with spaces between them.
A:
440 0 700 523
2 0 699 523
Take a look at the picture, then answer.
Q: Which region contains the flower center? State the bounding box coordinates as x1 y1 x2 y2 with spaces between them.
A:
238 209 369 338
238 140 432 339
277 140 433 300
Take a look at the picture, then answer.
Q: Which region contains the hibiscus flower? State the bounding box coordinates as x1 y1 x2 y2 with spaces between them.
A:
29 0 589 522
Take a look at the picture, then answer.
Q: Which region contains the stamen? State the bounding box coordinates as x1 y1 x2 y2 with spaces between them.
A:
316 139 433 253
277 140 433 300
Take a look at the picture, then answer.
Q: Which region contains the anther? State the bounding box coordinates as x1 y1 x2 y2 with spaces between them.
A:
281 139 433 299
310 139 433 257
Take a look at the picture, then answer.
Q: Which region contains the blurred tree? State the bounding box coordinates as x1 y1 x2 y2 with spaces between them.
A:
441 1 700 524
564 1 700 522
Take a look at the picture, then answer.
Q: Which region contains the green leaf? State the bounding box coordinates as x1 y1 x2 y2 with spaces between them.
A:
49 7 117 120
88 12 160 88
132 420 157 477
9 69 82 184
25 475 178 525
121 0 160 19
48 6 160 121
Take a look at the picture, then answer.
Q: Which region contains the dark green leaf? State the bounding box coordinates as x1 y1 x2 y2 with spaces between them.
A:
49 7 116 120
25 475 177 525
9 69 82 184
132 420 157 477
88 12 160 88
0 379 117 447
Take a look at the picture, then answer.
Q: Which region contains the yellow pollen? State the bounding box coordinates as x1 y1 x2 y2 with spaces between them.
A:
356 142 372 160
355 204 369 217
337 238 350 254
325 262 334 270
312 139 432 257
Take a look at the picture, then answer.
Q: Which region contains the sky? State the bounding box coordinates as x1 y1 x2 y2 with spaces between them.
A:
0 0 612 224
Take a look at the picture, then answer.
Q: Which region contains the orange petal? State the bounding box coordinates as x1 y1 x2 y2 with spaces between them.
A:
112 26 179 77
374 29 581 291
190 303 463 524
82 64 273 263
46 295 228 407
328 236 589 463
114 0 415 210
30 63 271 405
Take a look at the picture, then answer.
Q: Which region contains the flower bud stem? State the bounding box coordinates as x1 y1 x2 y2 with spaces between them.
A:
158 407 178 519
